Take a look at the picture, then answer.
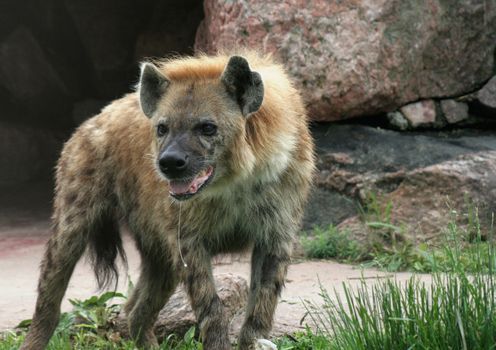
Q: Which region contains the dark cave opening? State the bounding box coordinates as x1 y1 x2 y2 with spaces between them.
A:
0 0 204 186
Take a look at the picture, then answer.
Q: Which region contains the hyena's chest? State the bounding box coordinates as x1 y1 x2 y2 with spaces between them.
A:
188 190 277 253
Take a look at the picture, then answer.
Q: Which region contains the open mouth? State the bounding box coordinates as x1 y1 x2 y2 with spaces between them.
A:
168 166 214 200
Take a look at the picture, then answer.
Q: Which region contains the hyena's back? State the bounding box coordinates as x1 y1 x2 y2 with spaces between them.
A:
51 95 159 287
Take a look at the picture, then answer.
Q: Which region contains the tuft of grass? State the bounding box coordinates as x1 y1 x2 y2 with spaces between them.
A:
303 268 496 349
294 216 496 350
303 223 496 273
367 207 496 273
301 225 364 262
275 327 332 350
357 192 393 225
358 192 416 271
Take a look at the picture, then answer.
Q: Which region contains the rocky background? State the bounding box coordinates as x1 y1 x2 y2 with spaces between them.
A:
1 0 496 241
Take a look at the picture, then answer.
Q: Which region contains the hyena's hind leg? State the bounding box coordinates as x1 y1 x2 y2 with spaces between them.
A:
20 127 127 350
20 216 89 349
21 202 124 350
124 226 179 347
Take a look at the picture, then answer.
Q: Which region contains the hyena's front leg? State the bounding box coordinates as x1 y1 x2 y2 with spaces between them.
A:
182 245 231 350
238 243 291 350
20 229 88 350
125 241 179 348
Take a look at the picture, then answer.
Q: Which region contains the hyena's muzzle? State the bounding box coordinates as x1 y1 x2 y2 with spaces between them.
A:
157 133 215 201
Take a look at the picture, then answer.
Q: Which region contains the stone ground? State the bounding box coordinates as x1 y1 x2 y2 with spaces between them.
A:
0 181 422 336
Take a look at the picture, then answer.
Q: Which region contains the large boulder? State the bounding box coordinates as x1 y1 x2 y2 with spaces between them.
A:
195 0 496 121
114 274 248 341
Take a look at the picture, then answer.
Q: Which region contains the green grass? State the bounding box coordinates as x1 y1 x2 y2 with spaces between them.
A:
302 221 496 273
302 272 496 349
294 221 496 349
1 291 203 350
309 259 496 349
0 327 202 350
275 328 332 349
301 225 364 262
302 192 496 274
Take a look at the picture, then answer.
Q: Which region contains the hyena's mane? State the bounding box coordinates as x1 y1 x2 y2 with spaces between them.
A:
152 51 303 180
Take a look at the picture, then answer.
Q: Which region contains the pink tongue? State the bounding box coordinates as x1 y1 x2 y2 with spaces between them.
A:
168 167 213 195
169 180 195 195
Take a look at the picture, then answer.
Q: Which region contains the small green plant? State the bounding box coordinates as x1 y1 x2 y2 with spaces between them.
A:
301 225 364 262
69 291 126 330
0 327 204 350
4 290 204 350
358 192 392 222
358 192 414 269
275 327 331 349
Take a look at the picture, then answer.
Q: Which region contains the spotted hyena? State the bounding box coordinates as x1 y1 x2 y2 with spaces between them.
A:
20 51 314 350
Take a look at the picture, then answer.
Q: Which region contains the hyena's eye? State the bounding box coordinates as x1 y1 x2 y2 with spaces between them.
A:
199 122 217 136
157 124 168 137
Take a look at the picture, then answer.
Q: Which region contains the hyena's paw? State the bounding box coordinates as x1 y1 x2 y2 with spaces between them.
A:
238 325 275 350
256 339 278 350
238 336 277 350
238 336 278 350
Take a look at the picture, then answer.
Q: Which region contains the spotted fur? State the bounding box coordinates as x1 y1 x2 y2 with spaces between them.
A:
20 51 314 350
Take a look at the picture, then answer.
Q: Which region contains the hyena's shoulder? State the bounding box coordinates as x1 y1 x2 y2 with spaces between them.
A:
55 93 156 196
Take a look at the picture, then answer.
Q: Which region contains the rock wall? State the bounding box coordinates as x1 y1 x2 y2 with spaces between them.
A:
2 0 492 128
307 124 496 241
195 0 496 121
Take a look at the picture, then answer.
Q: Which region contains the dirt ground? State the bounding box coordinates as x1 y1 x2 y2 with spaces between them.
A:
0 182 421 335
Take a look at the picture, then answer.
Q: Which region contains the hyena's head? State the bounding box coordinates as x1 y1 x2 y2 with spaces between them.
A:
138 56 264 200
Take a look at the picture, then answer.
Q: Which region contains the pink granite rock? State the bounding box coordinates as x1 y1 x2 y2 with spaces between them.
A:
337 151 496 243
400 100 436 128
195 0 496 121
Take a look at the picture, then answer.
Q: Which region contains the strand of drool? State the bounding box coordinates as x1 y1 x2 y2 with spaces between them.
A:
177 202 188 268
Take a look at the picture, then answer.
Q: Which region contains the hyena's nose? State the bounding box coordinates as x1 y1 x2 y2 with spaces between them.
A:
159 151 189 177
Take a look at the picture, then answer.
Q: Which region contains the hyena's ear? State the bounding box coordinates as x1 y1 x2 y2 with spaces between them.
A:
138 63 170 118
221 56 264 117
